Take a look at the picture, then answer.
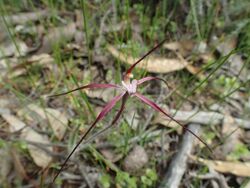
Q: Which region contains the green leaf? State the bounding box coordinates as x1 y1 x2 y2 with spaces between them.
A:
115 172 137 188
228 143 250 160
99 173 111 188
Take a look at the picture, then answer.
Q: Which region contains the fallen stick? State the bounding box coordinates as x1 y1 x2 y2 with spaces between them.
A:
154 107 250 129
159 123 201 188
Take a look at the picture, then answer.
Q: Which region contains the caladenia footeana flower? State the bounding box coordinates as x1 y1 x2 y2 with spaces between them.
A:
49 38 212 182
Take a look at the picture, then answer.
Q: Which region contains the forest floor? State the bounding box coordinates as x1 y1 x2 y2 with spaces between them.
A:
0 1 250 187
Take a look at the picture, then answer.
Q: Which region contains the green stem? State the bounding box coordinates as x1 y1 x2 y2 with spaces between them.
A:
80 0 92 66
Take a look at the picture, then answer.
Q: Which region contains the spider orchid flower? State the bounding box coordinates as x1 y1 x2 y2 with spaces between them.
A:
50 38 212 182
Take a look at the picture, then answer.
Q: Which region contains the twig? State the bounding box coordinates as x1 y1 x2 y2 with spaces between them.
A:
159 123 201 188
155 107 250 129
78 163 94 188
189 166 229 188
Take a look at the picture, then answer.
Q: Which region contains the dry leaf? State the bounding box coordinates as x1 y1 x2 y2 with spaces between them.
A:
18 104 68 140
190 155 250 177
1 112 52 168
222 114 243 157
174 50 204 78
37 23 76 54
21 128 52 168
0 107 11 117
153 114 182 134
0 146 12 182
1 54 54 79
164 40 213 58
186 64 202 75
10 148 29 180
0 99 11 108
164 40 215 68
4 10 49 25
100 149 123 163
7 54 54 78
107 45 188 73
212 36 248 81
0 40 28 58
28 53 54 65
1 113 26 132
45 108 68 140
163 40 195 57
0 58 18 79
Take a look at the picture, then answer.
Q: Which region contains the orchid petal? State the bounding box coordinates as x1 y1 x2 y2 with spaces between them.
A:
53 92 126 182
111 93 129 125
134 92 212 153
49 83 120 97
131 80 138 93
68 93 129 151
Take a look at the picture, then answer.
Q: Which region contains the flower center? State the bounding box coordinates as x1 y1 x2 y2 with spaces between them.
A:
122 79 137 95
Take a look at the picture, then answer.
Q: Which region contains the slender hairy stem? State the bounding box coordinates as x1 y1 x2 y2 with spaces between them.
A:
125 38 168 78
53 92 125 182
52 120 95 182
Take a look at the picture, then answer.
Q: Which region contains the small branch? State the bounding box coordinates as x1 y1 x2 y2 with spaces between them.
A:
159 123 201 188
189 166 229 188
78 163 94 188
155 106 250 129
